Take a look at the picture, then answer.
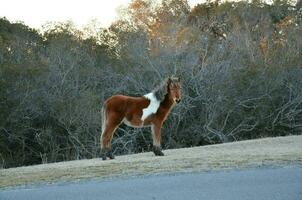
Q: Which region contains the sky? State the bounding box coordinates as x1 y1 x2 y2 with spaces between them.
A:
0 0 202 29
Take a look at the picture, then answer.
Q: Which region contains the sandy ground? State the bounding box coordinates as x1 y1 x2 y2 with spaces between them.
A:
1 135 302 188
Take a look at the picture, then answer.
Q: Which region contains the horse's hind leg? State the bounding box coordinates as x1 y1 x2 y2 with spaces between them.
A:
101 112 123 160
151 123 164 156
101 126 116 160
101 125 117 160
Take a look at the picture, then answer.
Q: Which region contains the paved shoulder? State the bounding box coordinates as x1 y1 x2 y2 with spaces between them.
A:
1 167 301 200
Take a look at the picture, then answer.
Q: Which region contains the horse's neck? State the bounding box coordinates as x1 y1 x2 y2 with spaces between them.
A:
161 93 175 109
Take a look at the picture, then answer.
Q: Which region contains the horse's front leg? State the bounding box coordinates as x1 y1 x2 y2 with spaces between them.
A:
151 123 164 156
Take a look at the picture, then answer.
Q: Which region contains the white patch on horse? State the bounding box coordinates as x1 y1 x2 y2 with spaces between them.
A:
141 93 160 121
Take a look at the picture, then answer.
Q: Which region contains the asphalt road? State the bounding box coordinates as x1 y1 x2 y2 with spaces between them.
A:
1 167 301 200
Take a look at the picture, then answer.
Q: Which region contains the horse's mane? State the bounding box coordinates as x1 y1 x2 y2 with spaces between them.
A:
151 76 180 102
152 78 168 102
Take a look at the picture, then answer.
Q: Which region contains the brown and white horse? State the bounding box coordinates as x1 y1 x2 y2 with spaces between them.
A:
100 76 181 160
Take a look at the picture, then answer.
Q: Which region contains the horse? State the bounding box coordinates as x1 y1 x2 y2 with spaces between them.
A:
100 76 181 160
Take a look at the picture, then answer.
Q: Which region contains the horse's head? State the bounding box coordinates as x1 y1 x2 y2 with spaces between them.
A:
167 76 181 104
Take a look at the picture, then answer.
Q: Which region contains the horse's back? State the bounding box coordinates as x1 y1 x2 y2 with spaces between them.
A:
105 94 148 111
104 95 149 114
104 95 127 112
105 94 128 103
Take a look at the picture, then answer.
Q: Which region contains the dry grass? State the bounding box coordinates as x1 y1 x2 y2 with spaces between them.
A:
1 135 302 188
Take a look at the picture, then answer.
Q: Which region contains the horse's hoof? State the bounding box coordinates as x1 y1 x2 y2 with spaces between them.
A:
101 149 115 160
153 146 164 156
107 151 115 159
101 149 107 160
101 153 107 160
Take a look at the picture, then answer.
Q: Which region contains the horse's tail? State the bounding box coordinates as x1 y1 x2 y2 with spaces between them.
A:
101 103 107 135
